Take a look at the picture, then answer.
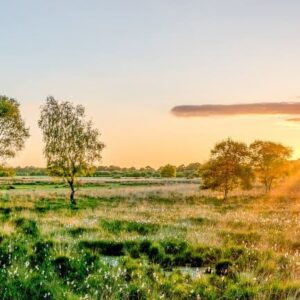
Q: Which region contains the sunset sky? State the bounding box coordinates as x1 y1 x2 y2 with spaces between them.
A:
2 0 300 168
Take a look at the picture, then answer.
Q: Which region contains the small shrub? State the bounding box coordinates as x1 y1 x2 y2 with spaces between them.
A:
173 250 203 267
148 245 165 264
198 246 222 264
101 219 160 235
122 284 147 300
126 221 159 235
161 239 188 255
223 246 245 261
101 220 123 233
139 240 152 254
0 245 10 267
224 282 256 299
53 256 73 278
15 218 39 236
30 240 53 265
0 208 11 216
215 260 233 276
79 240 125 256
68 227 88 237
23 275 54 300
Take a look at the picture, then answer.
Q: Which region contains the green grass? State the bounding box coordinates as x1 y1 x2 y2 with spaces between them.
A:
0 178 299 299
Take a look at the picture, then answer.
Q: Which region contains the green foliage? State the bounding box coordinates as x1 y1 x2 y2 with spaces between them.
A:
201 138 253 199
176 163 201 178
126 284 147 300
0 180 299 298
30 240 53 266
160 164 177 178
14 166 47 176
38 97 105 205
101 219 160 235
15 218 39 236
0 95 29 160
249 140 292 192
215 260 233 276
79 240 126 256
0 165 16 177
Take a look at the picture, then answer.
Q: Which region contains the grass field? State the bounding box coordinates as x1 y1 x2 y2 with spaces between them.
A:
0 177 299 299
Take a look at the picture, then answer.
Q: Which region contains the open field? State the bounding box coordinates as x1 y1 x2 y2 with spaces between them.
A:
0 178 300 299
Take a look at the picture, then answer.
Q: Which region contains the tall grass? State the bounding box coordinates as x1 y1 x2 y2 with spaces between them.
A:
0 178 299 299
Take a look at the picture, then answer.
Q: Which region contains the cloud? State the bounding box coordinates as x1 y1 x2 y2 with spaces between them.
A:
286 118 300 122
171 102 300 117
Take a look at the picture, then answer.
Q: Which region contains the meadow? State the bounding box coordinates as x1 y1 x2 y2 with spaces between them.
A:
0 177 300 299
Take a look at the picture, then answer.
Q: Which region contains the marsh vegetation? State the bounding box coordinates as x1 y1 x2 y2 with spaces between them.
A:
0 178 299 299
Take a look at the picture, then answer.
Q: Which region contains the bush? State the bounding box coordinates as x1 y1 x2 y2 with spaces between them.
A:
101 219 160 235
0 245 11 268
68 227 89 237
224 282 256 299
123 284 147 300
53 256 73 279
148 245 165 264
30 240 53 266
160 164 176 178
161 239 188 255
173 250 203 267
223 246 245 261
215 260 233 276
15 218 39 236
126 221 159 235
139 240 152 254
79 240 125 256
198 246 222 264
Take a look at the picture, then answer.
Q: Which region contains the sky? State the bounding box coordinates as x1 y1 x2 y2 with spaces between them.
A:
1 0 300 168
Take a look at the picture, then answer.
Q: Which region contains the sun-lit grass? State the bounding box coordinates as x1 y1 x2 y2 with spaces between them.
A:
0 178 299 299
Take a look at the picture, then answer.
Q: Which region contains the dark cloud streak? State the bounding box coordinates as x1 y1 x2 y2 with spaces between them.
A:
171 103 300 117
286 118 300 122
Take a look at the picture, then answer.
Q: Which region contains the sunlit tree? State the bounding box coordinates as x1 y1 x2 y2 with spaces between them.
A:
249 140 292 193
160 164 176 178
201 138 252 199
0 95 29 161
0 165 16 177
38 97 105 205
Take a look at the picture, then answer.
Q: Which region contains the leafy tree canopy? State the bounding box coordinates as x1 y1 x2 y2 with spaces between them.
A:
201 138 252 199
160 164 177 178
249 140 292 192
0 96 29 161
38 96 105 205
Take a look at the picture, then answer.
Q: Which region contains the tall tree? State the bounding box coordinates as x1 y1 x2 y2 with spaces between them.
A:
249 140 292 193
38 97 105 205
201 138 252 199
0 96 29 161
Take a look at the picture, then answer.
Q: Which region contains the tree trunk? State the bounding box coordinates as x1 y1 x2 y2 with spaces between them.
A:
264 180 272 194
68 180 76 206
268 179 273 193
264 183 268 194
264 179 269 194
224 187 228 200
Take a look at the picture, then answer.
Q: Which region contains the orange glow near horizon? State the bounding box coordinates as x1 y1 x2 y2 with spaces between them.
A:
9 108 300 168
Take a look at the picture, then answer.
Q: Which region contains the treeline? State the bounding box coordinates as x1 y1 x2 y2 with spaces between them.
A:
11 163 202 178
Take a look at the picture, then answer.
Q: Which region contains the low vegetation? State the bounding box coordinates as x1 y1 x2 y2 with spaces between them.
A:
0 179 299 299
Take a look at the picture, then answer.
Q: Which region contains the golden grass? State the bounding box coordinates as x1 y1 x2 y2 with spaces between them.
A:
2 180 300 280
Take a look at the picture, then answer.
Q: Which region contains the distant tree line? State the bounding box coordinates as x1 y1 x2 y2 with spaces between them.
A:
11 163 202 179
